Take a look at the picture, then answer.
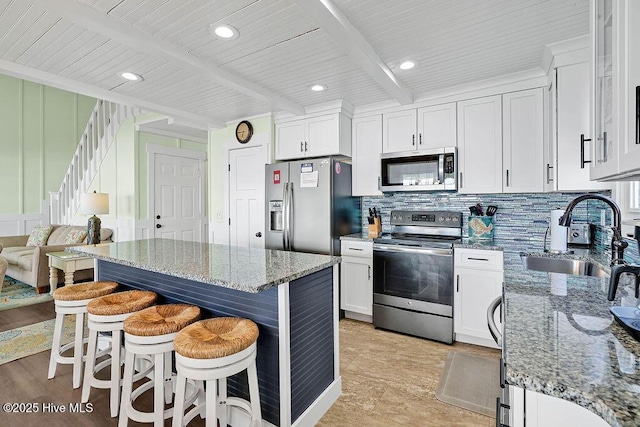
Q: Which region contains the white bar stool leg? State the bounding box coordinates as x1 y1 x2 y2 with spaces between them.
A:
73 312 85 389
218 378 228 427
153 352 165 427
47 312 65 380
81 327 99 403
110 330 122 418
205 379 217 427
164 351 173 405
171 372 187 427
118 351 136 427
247 360 262 426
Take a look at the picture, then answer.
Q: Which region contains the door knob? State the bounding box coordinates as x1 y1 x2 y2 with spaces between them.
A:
156 224 162 229
156 215 161 219
255 232 262 237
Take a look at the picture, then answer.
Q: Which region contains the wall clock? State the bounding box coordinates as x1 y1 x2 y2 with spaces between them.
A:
235 120 253 144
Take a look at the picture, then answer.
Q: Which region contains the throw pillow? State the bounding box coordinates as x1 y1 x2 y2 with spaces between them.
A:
25 225 54 247
63 229 88 244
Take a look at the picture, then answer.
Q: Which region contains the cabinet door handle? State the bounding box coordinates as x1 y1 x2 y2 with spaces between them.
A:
546 163 554 183
505 169 509 187
468 257 489 261
603 131 608 160
459 172 463 188
412 134 415 146
419 133 422 145
348 247 363 251
456 275 459 292
368 265 371 280
304 141 308 152
580 134 592 168
300 141 303 152
636 86 639 144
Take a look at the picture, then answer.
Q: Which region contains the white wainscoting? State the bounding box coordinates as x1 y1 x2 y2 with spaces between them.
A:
0 213 48 236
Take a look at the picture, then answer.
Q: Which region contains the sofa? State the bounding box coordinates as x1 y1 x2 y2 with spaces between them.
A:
0 225 113 293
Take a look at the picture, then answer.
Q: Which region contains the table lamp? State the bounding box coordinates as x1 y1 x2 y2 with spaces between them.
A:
80 191 109 245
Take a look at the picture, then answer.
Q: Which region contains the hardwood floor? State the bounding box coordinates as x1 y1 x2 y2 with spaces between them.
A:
0 303 499 426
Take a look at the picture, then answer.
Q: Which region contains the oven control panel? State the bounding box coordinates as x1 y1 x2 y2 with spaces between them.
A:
390 210 462 227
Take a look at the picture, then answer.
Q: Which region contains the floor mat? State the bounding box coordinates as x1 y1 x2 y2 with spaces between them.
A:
435 350 501 417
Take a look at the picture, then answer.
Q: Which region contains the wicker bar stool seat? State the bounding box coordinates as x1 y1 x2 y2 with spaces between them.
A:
48 281 118 389
82 290 158 418
172 318 262 427
119 304 201 427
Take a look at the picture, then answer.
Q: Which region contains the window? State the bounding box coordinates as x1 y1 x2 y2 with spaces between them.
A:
618 181 640 237
630 181 640 212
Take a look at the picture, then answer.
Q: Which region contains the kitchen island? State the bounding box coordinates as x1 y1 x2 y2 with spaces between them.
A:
504 249 640 427
69 238 341 427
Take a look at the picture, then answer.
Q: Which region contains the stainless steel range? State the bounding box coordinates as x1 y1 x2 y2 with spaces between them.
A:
372 210 462 344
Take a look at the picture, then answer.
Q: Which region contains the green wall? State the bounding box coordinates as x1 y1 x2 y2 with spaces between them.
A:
0 73 96 214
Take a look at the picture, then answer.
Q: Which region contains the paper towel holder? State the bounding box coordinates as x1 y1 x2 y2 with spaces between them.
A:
542 226 574 254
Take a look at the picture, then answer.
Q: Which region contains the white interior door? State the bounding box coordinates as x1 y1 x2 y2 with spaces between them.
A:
153 153 204 241
229 146 265 248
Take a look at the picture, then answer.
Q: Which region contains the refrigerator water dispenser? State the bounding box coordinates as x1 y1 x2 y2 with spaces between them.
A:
270 200 283 231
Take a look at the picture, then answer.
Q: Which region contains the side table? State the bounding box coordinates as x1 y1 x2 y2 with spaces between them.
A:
47 251 94 295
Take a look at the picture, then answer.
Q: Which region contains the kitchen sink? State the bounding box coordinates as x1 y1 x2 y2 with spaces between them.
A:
520 255 608 277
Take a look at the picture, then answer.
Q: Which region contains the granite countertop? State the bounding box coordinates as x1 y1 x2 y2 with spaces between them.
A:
503 248 640 427
68 238 340 293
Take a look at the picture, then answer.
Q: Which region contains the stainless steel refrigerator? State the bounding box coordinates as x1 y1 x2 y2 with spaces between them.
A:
265 157 361 256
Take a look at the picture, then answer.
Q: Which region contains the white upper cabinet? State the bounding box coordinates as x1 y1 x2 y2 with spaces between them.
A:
554 62 610 191
352 115 383 196
417 103 457 150
382 110 418 153
457 95 503 194
615 0 640 175
275 113 351 161
590 0 619 180
382 103 457 153
503 88 544 193
458 90 544 194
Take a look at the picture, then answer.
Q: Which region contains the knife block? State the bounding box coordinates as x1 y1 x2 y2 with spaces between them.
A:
368 218 382 238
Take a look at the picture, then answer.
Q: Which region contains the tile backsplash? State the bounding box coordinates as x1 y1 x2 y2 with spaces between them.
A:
361 191 640 259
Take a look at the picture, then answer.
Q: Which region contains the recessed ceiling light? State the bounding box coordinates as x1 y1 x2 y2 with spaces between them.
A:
210 24 239 40
309 84 327 92
120 72 143 81
399 60 418 70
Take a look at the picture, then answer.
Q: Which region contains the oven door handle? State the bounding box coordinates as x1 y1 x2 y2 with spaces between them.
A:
373 244 452 256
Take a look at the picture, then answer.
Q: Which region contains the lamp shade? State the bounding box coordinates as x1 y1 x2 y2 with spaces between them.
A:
80 192 109 215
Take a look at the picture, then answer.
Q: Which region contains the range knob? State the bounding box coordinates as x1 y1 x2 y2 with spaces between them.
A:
439 216 445 221
572 231 580 238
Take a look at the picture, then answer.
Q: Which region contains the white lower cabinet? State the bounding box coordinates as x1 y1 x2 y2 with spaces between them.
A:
340 240 373 321
509 386 609 427
453 248 503 348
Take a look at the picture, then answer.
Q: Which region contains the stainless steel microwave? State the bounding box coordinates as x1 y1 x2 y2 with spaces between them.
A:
379 147 457 192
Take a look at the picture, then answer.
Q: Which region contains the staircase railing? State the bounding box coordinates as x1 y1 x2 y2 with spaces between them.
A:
49 100 141 225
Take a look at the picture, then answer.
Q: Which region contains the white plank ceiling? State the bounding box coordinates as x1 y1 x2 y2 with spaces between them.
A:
0 0 589 129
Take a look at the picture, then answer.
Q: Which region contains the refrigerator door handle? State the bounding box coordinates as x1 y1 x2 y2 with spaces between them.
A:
288 182 294 251
282 183 289 250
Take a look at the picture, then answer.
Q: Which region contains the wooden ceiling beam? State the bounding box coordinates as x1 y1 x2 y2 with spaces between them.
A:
30 0 306 116
295 0 413 105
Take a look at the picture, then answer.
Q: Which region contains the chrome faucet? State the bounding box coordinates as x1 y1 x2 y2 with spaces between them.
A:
558 193 628 266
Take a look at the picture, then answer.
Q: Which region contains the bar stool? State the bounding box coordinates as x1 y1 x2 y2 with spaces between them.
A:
119 304 201 427
82 289 158 417
48 281 119 389
172 317 262 427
